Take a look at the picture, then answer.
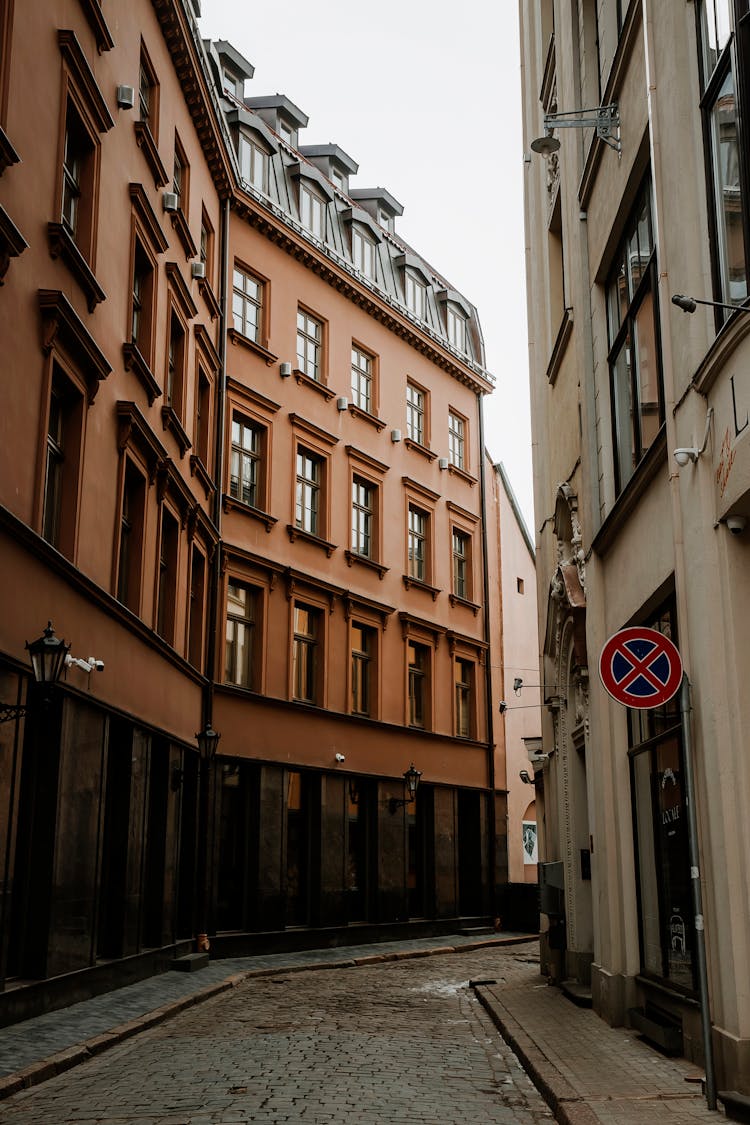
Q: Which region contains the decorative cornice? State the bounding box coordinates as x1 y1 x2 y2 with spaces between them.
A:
347 403 385 432
293 368 335 400
165 261 198 320
161 404 192 456
404 437 437 462
344 550 388 579
222 493 277 532
57 30 114 132
227 327 278 365
288 413 339 447
122 341 162 404
134 121 169 188
47 222 106 312
402 475 440 503
0 127 20 176
345 445 390 476
116 400 167 480
197 276 221 321
129 183 169 253
169 207 197 259
0 207 27 284
402 575 441 601
189 454 215 500
194 322 221 372
286 524 337 557
77 0 115 51
38 289 111 403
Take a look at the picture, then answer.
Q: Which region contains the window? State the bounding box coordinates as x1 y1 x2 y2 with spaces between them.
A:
139 45 158 136
408 505 427 581
296 449 321 534
61 101 94 254
42 367 83 556
606 178 663 493
279 119 294 145
293 603 319 703
698 0 749 310
352 227 375 280
117 460 145 611
447 305 467 352
199 206 214 285
172 134 189 215
195 367 211 466
222 68 242 100
156 507 179 643
351 623 373 716
351 345 373 411
452 530 469 599
448 411 465 469
405 271 426 318
406 382 425 444
352 477 374 557
232 265 263 342
230 413 262 507
301 185 324 237
188 547 206 670
166 310 186 415
408 641 428 728
131 238 155 357
296 308 322 380
225 581 256 688
455 659 473 737
238 134 268 192
629 600 696 991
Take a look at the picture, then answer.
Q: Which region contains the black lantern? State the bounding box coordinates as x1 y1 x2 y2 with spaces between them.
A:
388 763 422 814
196 723 221 760
26 622 70 685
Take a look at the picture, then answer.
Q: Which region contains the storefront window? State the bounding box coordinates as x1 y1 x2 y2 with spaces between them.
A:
629 602 696 993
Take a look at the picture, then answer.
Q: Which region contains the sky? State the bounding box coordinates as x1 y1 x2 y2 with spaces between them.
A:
198 0 533 531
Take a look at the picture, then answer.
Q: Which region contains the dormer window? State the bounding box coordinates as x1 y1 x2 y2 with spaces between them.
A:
301 184 324 238
405 271 427 319
352 227 375 280
378 208 391 231
278 119 294 146
238 134 268 193
223 69 243 100
447 305 467 352
331 167 345 190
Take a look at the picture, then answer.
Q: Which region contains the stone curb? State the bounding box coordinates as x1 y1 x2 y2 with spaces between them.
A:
0 934 536 1103
474 984 601 1125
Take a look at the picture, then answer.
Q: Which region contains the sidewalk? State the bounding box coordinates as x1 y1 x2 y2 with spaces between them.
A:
475 973 720 1124
0 934 723 1123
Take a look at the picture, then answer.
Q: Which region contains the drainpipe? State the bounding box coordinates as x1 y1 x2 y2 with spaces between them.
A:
195 194 230 953
478 391 498 915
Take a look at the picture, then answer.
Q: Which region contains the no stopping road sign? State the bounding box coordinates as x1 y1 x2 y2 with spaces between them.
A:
599 626 683 709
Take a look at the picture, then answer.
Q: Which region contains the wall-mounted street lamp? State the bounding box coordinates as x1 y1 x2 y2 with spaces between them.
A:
388 764 422 814
672 293 750 316
531 104 621 156
0 622 70 723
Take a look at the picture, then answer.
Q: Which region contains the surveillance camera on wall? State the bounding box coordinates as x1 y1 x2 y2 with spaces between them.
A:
673 448 698 467
335 752 345 763
519 769 532 784
726 515 747 536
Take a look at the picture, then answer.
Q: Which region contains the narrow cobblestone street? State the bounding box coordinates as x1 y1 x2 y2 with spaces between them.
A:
0 946 553 1125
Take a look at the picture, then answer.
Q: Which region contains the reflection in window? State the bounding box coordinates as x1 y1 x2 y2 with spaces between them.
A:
606 179 663 493
293 604 318 703
295 449 320 535
225 581 255 688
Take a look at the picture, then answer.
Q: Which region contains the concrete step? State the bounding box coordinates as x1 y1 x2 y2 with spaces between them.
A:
719 1091 750 1123
460 926 496 937
561 979 592 1008
169 952 209 973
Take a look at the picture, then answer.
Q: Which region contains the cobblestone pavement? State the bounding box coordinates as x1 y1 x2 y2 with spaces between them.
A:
0 946 554 1125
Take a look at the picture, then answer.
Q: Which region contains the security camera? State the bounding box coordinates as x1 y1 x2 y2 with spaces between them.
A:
519 769 532 784
88 658 105 672
334 752 345 763
673 448 697 467
529 752 549 764
498 701 507 714
727 515 747 536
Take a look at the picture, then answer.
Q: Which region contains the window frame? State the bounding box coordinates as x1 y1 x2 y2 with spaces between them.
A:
352 226 376 280
448 409 467 470
300 183 325 238
446 304 468 352
172 130 190 218
454 657 474 738
116 455 147 613
155 501 180 645
296 306 324 382
224 383 279 522
232 261 266 345
350 620 376 717
224 577 259 689
230 411 264 510
407 504 428 583
187 543 207 671
238 132 269 193
407 639 431 730
406 380 429 446
295 446 322 536
405 270 427 319
291 600 322 705
351 343 375 412
351 475 375 559
605 177 664 496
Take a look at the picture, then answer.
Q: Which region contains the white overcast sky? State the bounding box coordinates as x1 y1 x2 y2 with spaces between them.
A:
198 0 533 530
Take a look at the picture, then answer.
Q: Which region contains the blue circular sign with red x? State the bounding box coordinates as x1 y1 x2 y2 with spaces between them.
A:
599 627 683 709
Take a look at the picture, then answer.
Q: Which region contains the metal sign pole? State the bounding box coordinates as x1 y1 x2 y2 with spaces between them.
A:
679 674 716 1110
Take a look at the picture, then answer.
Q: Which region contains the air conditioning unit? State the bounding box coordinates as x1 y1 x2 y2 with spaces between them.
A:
163 191 179 212
391 429 402 443
191 260 206 280
279 362 292 378
336 396 348 412
438 457 449 470
116 85 135 110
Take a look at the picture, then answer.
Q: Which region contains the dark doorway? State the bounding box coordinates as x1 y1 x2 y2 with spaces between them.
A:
141 738 169 948
96 718 133 959
175 750 198 940
408 787 434 918
285 770 310 926
458 789 483 916
346 778 375 921
215 761 258 931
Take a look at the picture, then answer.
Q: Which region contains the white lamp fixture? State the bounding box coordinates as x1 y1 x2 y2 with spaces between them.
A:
438 457 449 470
391 429 402 443
162 191 179 212
336 396 348 412
673 407 713 467
279 362 292 378
191 260 206 280
116 85 135 110
531 103 620 155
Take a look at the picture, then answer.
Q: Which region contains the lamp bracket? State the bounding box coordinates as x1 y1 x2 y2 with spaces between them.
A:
543 104 620 151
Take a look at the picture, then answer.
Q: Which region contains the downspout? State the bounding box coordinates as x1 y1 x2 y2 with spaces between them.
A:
478 391 498 914
204 194 230 728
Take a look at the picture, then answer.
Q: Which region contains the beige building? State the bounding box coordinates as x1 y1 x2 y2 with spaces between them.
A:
521 0 750 1103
